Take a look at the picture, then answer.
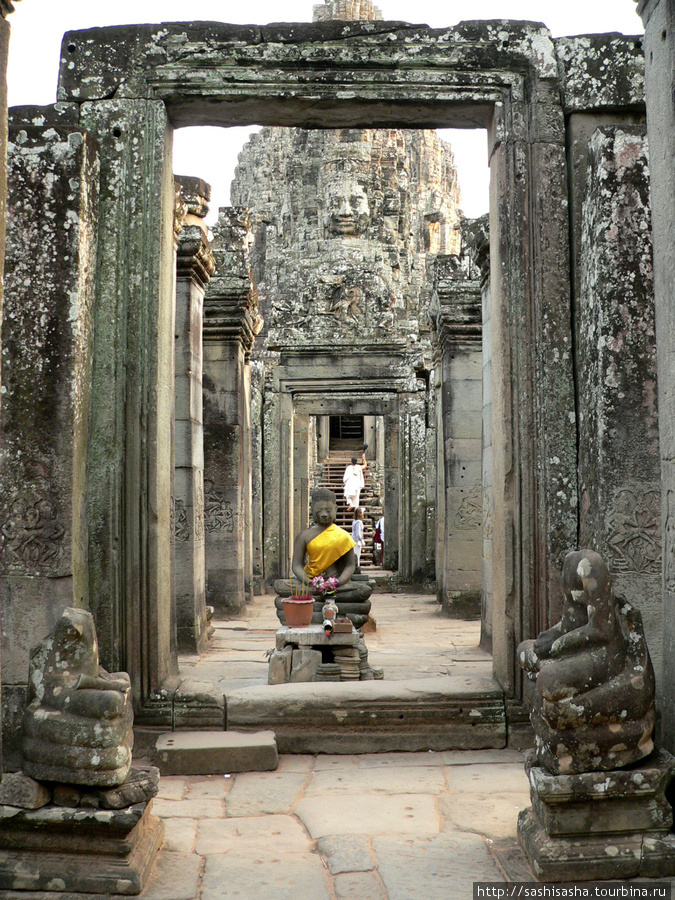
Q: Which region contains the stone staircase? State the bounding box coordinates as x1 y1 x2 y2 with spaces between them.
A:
315 450 379 568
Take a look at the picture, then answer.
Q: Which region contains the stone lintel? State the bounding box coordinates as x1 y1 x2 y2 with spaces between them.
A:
58 21 562 119
176 224 215 288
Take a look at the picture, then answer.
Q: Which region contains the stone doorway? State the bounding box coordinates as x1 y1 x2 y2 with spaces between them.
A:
329 415 364 450
5 17 598 737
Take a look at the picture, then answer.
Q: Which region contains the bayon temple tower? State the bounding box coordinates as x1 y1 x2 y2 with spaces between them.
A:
221 0 481 607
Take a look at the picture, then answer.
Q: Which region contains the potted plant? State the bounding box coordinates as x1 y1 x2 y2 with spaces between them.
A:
282 578 314 628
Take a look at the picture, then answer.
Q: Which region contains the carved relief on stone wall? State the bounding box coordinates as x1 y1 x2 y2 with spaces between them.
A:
664 490 675 593
0 479 66 574
483 488 494 542
204 479 235 534
174 499 190 543
607 486 661 576
194 475 205 543
454 482 482 531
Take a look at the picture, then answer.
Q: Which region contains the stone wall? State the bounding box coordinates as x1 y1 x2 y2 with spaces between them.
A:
0 108 99 766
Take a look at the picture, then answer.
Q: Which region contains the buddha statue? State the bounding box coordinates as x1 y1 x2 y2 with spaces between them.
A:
274 488 372 627
22 608 134 787
518 549 655 775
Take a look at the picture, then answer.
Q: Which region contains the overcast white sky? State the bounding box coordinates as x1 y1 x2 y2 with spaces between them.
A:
7 0 643 220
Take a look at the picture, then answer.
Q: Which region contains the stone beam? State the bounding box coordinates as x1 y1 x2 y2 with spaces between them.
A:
56 21 566 129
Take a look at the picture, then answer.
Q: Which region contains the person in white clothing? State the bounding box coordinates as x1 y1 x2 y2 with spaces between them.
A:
351 507 366 572
343 451 367 510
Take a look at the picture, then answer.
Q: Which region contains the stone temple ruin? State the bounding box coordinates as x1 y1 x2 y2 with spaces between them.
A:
1 0 675 886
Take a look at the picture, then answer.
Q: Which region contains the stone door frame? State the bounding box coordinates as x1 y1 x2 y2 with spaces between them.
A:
57 20 576 708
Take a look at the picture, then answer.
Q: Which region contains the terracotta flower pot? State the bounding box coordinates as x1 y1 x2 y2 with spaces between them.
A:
283 596 314 627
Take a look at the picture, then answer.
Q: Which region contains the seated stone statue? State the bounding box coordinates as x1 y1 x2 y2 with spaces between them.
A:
275 488 372 626
22 608 134 787
518 549 655 775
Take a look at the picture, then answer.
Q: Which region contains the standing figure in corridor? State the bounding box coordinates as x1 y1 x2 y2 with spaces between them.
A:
343 450 367 510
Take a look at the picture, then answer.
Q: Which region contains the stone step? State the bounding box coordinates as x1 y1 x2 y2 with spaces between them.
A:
225 676 506 754
155 730 279 776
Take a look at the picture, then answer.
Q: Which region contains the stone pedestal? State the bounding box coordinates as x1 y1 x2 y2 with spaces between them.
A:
268 624 376 684
0 800 163 894
518 750 675 881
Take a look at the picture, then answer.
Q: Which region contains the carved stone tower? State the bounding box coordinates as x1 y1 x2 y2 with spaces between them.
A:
313 0 383 21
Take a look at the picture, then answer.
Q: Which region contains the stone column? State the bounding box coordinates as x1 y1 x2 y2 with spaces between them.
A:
203 208 260 616
398 392 428 583
433 257 483 617
635 0 675 749
0 0 22 773
75 99 177 721
489 76 577 697
174 176 215 652
383 411 399 572
472 222 493 650
0 108 98 766
250 359 265 593
576 127 660 683
293 411 311 535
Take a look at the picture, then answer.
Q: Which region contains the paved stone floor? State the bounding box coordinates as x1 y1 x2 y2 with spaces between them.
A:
133 591 526 898
141 747 530 899
179 588 493 691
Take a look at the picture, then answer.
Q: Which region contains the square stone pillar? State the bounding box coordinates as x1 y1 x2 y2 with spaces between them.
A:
636 0 675 750
0 109 98 766
576 128 661 685
174 176 215 652
76 99 177 720
203 208 260 616
432 258 483 617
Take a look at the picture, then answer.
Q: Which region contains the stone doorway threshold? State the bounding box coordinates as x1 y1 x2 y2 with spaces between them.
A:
174 592 505 754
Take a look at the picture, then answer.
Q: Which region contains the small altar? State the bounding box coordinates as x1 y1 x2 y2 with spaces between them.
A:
268 624 382 684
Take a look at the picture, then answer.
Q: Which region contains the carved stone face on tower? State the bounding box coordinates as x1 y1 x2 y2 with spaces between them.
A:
323 179 371 236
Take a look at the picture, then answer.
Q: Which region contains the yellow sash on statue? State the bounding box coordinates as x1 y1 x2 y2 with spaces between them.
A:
305 524 355 577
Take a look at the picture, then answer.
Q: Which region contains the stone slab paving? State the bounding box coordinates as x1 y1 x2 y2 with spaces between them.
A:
180 590 492 693
117 752 534 898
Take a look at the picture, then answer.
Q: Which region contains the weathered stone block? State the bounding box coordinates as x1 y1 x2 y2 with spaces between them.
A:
268 646 293 685
290 648 322 683
173 679 225 730
155 730 278 776
0 802 163 894
0 774 50 810
226 676 506 754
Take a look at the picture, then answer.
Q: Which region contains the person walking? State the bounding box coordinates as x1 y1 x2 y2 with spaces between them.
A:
351 507 366 573
343 446 367 510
